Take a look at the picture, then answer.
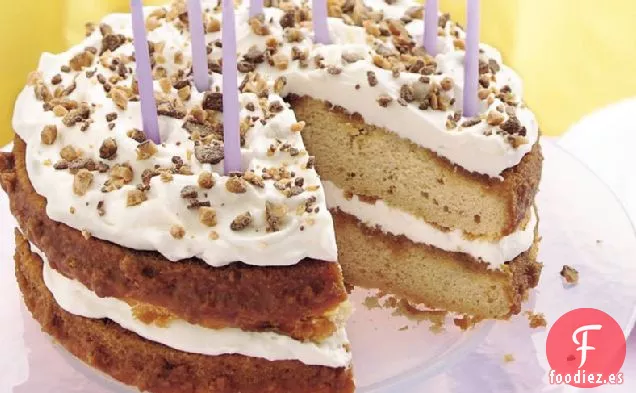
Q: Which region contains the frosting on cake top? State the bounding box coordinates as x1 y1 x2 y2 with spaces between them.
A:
12 0 538 267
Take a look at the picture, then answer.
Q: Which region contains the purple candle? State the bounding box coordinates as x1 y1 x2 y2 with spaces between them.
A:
250 0 263 17
130 0 161 144
187 0 210 92
312 0 331 44
424 0 438 55
222 0 242 174
463 0 480 118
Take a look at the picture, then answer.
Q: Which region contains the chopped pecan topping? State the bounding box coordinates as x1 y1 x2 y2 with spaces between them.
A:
202 92 223 111
136 140 158 160
180 185 198 199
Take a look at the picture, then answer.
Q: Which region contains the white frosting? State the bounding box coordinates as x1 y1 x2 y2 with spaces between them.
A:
323 181 535 267
12 0 538 267
31 244 351 368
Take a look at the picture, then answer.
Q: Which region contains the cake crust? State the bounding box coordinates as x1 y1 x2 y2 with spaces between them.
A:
13 230 354 393
0 138 348 342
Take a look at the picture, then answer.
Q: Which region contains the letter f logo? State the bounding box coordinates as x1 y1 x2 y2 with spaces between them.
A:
572 324 602 368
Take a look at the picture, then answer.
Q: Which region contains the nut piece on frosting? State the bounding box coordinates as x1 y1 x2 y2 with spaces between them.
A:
225 176 247 194
231 211 253 231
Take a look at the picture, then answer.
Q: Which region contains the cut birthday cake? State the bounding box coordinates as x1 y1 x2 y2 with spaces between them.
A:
0 0 542 392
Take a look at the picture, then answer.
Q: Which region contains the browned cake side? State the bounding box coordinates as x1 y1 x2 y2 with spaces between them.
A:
13 231 355 393
290 95 543 238
332 210 542 318
0 139 347 342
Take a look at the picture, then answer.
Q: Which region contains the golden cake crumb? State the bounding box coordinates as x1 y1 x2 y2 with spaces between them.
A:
525 311 547 329
560 265 579 285
362 295 381 310
503 354 515 363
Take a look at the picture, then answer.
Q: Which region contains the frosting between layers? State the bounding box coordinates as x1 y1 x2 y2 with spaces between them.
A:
12 0 538 267
323 181 535 267
31 244 351 368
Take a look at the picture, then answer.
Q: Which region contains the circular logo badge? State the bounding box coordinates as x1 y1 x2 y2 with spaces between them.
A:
546 308 626 387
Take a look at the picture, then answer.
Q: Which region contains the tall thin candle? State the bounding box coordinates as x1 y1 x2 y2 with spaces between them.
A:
221 0 242 174
463 0 480 118
250 0 263 17
424 0 438 55
312 0 331 44
187 0 210 92
130 0 161 144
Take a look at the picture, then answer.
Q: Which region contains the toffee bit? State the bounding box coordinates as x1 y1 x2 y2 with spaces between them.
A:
99 137 118 160
230 211 253 231
487 110 505 126
180 185 198 199
266 201 287 232
127 189 147 206
40 125 58 145
170 225 186 239
377 94 393 107
198 171 215 189
106 112 118 122
244 171 265 188
195 143 224 164
199 207 217 227
202 91 223 111
440 77 454 91
97 200 106 216
290 121 305 132
73 169 94 196
327 65 342 75
128 128 147 143
60 145 80 161
136 140 158 160
500 116 523 135
225 176 247 194
342 51 364 64
399 84 414 102
366 71 378 87
51 74 62 85
461 117 482 128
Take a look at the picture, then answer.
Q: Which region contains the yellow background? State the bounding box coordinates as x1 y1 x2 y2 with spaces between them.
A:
1 0 635 145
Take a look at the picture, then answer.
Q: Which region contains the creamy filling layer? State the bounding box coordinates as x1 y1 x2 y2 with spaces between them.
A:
323 181 535 268
31 244 352 368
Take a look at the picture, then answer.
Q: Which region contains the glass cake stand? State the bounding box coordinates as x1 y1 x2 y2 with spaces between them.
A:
1 139 635 393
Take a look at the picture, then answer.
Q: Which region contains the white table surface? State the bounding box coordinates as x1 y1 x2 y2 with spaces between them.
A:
557 99 636 392
1 100 635 392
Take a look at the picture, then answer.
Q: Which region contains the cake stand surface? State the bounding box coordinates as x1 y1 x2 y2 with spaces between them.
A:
1 139 635 393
